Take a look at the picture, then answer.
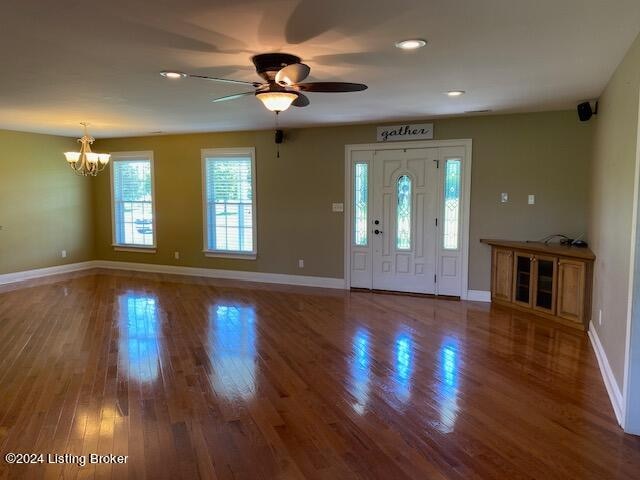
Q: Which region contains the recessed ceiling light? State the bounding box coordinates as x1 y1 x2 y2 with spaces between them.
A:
395 39 427 50
446 90 466 97
160 71 187 79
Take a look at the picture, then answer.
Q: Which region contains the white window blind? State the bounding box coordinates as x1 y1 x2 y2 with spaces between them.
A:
203 150 256 256
111 153 155 247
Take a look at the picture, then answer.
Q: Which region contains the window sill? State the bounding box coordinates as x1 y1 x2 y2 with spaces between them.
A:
113 245 157 254
203 251 257 260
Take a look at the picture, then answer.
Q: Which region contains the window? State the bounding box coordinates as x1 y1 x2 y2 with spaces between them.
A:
202 148 256 258
396 175 412 250
111 151 155 250
443 159 461 250
353 163 368 246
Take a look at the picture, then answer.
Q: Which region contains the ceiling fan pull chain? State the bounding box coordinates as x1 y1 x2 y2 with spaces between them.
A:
275 112 280 158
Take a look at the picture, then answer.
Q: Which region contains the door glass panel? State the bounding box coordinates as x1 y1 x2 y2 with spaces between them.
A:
443 159 461 250
535 259 554 310
515 256 531 303
396 175 411 250
353 163 368 246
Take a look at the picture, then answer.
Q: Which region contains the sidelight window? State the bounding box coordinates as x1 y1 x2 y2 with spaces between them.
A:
443 159 461 250
353 163 368 246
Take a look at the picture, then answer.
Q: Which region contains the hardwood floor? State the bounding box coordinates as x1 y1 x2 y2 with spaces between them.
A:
0 269 639 479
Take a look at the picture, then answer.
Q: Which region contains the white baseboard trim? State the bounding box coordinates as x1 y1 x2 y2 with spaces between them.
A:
0 261 98 286
588 322 625 426
93 260 346 289
465 290 491 302
0 259 346 290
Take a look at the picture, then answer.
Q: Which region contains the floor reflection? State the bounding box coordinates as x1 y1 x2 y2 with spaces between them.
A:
393 332 414 402
349 327 371 415
208 304 257 401
436 336 460 433
119 293 160 383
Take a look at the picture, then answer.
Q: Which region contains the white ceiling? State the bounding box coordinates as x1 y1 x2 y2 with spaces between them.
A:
1 0 639 138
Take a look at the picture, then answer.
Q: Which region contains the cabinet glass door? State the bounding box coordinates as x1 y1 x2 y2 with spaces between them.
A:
534 257 556 313
513 254 532 305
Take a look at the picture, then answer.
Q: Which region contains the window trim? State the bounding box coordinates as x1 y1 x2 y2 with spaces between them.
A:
201 147 257 259
109 151 157 251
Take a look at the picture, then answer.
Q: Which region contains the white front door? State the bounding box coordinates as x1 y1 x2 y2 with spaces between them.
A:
348 143 468 297
371 148 438 293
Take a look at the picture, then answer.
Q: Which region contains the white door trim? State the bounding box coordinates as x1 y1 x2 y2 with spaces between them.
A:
344 139 473 298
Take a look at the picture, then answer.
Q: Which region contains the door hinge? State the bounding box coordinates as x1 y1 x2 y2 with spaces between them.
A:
435 217 438 227
434 159 440 168
434 274 437 283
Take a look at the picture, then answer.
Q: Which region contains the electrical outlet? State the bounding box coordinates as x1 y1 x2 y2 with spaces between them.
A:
298 259 304 268
501 192 509 203
332 203 344 212
174 251 180 260
528 194 535 205
598 309 603 326
61 250 67 258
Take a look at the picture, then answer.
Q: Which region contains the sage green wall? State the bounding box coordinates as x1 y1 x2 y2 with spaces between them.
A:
93 110 591 290
0 130 94 274
589 32 640 388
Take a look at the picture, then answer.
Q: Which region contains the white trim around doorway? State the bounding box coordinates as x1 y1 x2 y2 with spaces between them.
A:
343 139 473 298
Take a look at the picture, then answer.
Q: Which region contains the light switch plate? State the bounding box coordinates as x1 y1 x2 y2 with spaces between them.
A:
501 192 508 203
332 203 344 212
528 194 535 205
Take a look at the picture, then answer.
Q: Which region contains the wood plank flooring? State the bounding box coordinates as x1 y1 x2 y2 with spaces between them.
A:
0 269 639 479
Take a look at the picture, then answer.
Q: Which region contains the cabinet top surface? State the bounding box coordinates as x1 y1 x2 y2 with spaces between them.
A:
480 239 595 260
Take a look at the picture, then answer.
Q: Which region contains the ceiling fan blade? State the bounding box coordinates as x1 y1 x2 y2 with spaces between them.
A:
189 74 263 87
212 92 254 103
292 93 310 107
275 63 311 86
294 82 367 92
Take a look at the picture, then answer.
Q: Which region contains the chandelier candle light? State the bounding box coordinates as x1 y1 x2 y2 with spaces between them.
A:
64 123 110 176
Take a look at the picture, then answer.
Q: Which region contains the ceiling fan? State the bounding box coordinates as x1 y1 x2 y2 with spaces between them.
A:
160 53 368 113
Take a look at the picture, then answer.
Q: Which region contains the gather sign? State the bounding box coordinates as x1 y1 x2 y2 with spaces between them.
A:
376 123 434 142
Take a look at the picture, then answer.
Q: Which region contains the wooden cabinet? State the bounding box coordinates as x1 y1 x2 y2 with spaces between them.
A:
482 240 594 330
492 248 513 302
557 259 586 323
532 255 557 315
512 253 533 307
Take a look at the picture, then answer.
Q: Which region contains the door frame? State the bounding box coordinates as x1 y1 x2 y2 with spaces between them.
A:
343 139 473 298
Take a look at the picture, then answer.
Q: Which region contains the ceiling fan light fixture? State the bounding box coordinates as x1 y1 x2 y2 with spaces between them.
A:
256 91 298 112
160 71 187 79
395 39 427 50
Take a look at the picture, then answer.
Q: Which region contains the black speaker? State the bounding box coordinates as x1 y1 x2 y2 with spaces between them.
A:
577 101 594 122
275 129 284 144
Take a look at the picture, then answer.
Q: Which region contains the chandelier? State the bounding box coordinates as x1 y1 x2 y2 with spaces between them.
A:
63 123 110 176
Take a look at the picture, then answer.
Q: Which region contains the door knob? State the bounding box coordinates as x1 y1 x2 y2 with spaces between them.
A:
374 229 383 235
374 220 380 225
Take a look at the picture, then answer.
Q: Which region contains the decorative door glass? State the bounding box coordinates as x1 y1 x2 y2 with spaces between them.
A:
396 175 411 250
443 159 461 250
353 163 368 246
